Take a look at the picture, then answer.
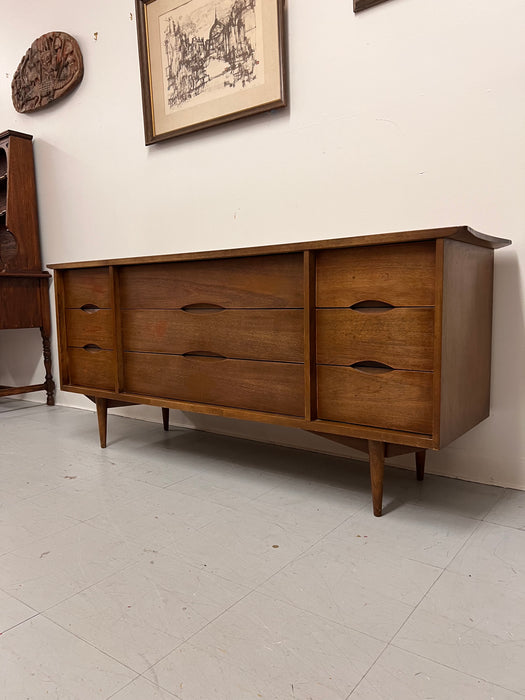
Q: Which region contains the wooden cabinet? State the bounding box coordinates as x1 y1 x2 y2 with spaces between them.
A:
49 226 510 515
0 130 54 404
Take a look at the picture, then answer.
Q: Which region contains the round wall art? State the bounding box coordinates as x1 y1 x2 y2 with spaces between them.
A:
11 31 84 113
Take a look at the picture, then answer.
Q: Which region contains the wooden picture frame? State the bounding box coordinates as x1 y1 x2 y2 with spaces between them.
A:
135 0 287 144
354 0 390 11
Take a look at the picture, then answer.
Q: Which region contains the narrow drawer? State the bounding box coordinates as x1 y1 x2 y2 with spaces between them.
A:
124 353 305 417
317 365 433 434
67 347 115 389
316 242 436 308
122 309 304 362
316 308 434 371
119 254 304 309
66 309 114 349
63 267 111 309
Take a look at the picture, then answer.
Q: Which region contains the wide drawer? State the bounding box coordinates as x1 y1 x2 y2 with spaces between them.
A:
317 365 433 434
121 309 303 362
67 348 115 389
316 308 434 371
63 267 111 309
124 353 305 417
316 242 436 308
119 254 304 309
66 309 114 349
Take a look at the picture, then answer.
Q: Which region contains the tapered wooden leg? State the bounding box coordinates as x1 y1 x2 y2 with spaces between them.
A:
368 440 385 517
162 407 169 431
96 397 108 448
416 450 426 481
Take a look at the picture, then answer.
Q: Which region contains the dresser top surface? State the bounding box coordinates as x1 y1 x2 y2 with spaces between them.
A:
48 225 511 270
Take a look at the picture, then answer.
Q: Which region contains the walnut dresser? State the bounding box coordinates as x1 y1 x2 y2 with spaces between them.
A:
49 226 511 516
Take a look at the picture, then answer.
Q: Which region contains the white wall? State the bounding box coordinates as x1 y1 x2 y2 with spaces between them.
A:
1 0 523 487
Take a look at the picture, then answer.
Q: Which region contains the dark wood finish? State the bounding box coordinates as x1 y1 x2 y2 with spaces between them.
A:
65 309 114 348
63 267 111 308
438 240 494 447
121 309 303 362
309 431 426 458
162 407 169 431
48 227 511 270
68 348 115 389
0 131 54 404
316 241 436 308
317 365 433 434
317 307 434 370
369 440 385 517
416 450 426 481
304 251 317 421
12 32 83 113
96 397 108 449
49 227 510 515
124 353 305 417
119 254 303 310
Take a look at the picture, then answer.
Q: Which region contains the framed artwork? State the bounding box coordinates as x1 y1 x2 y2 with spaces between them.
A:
135 0 287 144
354 0 390 11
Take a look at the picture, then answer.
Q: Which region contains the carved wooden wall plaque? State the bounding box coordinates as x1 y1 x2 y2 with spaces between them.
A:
11 32 84 113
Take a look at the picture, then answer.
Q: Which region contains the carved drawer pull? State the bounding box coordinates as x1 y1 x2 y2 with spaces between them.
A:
181 303 226 314
80 304 101 313
182 351 227 359
350 361 395 374
350 301 394 313
83 344 103 352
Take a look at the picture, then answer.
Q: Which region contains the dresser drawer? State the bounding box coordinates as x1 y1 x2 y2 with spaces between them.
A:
119 254 304 309
66 309 114 349
124 353 305 417
317 365 433 434
317 308 434 371
316 242 436 308
63 267 112 309
121 309 303 362
67 347 115 389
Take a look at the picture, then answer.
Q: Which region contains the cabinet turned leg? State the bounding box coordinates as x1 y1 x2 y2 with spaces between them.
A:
40 328 55 406
368 440 385 517
162 407 169 431
95 398 108 448
416 450 426 481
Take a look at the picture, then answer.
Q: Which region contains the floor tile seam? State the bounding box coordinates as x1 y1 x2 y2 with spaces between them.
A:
0 518 88 558
482 517 525 533
388 640 525 697
386 520 486 646
139 582 263 677
0 583 41 613
242 504 371 591
105 675 181 700
38 549 161 616
39 612 147 676
343 638 393 700
253 586 405 646
482 483 510 511
0 610 41 637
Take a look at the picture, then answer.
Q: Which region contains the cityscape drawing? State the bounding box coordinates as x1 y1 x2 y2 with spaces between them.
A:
161 0 261 112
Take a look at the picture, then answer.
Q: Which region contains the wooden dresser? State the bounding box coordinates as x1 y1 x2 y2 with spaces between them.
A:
49 226 510 515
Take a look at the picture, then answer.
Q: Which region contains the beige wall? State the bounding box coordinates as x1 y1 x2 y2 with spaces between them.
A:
1 0 523 487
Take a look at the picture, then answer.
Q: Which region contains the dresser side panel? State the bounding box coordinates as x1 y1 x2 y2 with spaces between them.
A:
439 239 494 447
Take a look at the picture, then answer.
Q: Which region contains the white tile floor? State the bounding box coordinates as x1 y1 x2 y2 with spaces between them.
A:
1 398 524 699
